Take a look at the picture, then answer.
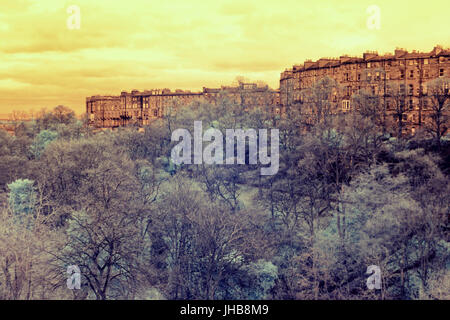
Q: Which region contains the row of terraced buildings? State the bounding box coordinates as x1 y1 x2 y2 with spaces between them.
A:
86 83 280 128
87 46 450 136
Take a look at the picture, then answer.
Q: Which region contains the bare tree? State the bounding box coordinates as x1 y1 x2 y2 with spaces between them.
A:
301 76 340 127
387 82 408 137
424 77 449 149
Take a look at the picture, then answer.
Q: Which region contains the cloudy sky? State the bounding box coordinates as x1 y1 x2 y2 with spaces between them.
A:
0 0 449 115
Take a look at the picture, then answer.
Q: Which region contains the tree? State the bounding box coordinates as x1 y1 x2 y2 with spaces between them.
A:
53 149 154 299
29 130 58 159
301 76 340 127
424 77 449 149
387 82 408 137
313 156 449 299
0 130 29 191
351 88 385 132
7 179 36 218
52 105 76 125
34 106 77 132
0 199 66 299
153 175 267 299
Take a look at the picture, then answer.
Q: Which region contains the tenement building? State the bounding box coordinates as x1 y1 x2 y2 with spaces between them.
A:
87 46 449 136
86 83 280 128
280 45 450 135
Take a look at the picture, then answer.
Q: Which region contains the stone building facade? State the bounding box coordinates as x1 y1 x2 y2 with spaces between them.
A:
86 83 279 128
86 95 121 128
280 46 450 135
87 46 449 135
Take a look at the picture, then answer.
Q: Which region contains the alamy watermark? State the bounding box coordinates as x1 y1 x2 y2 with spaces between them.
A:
366 265 382 290
366 5 381 30
171 121 279 175
67 265 81 290
67 5 81 30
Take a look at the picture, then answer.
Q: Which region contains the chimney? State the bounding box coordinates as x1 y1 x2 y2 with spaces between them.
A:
318 59 330 68
363 51 378 60
432 45 443 56
340 56 351 64
395 48 407 58
304 60 315 69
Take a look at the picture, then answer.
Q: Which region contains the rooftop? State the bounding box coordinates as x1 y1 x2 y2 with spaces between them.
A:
280 46 450 78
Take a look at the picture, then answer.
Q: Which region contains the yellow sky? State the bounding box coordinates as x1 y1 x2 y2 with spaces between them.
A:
0 0 449 115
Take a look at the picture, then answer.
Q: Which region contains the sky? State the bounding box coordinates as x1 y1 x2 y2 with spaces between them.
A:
0 0 449 115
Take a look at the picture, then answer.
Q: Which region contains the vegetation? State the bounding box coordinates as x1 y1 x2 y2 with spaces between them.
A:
0 84 448 300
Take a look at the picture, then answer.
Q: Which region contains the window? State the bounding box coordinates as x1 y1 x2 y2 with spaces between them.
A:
386 86 392 95
400 70 405 79
346 86 351 96
376 72 380 80
409 70 414 78
409 84 414 95
357 73 361 81
424 59 429 65
153 109 158 117
440 68 444 77
342 100 350 111
367 62 371 68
